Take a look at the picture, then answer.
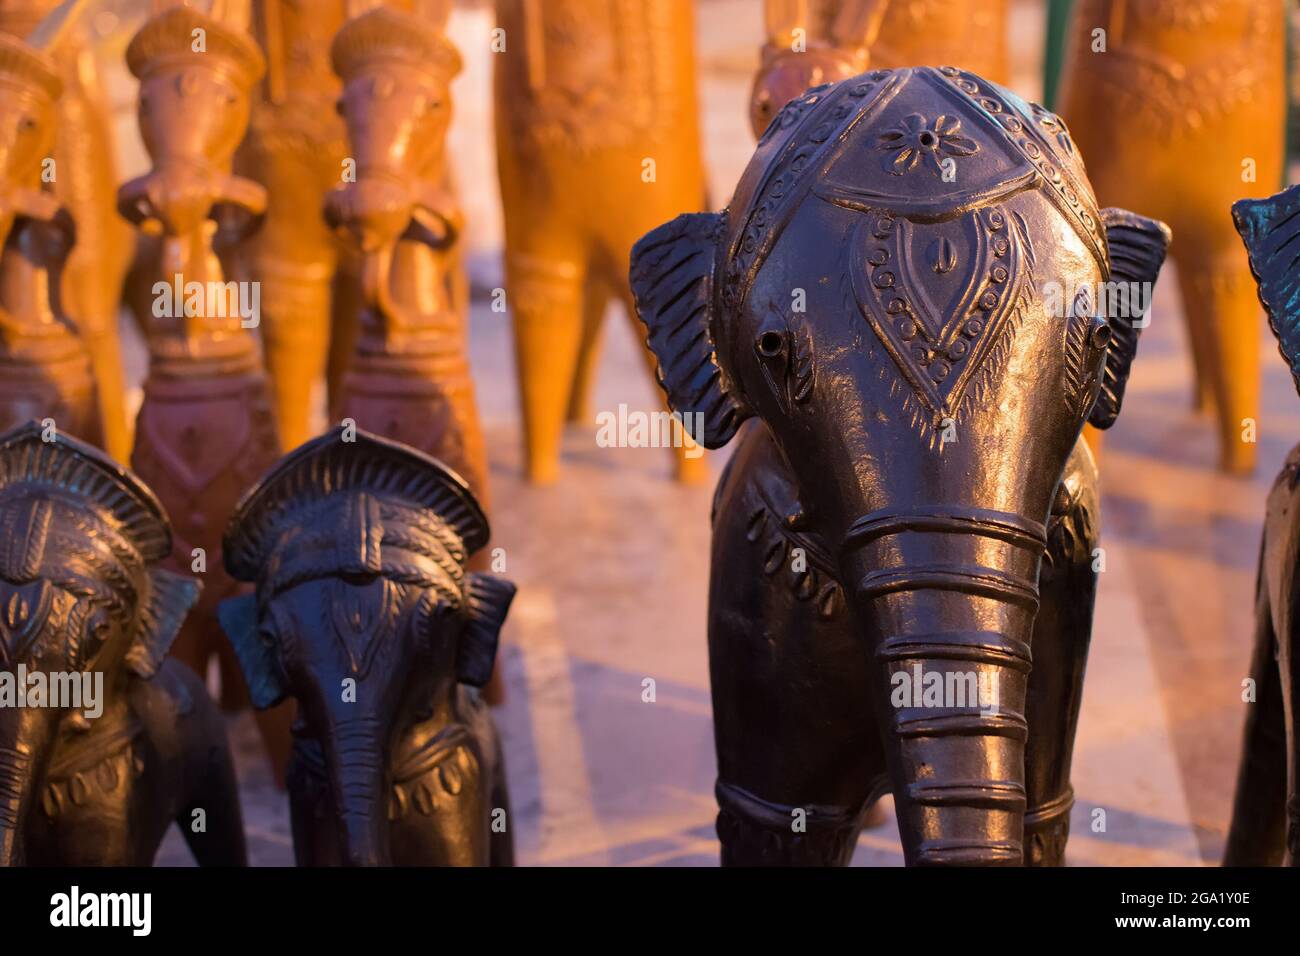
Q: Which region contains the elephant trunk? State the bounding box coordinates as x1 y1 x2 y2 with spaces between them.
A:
843 506 1044 865
0 715 50 867
325 718 391 867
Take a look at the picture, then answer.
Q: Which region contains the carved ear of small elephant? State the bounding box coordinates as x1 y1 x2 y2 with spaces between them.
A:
217 592 287 709
126 568 201 679
1233 184 1300 396
456 573 516 688
1089 208 1171 430
630 212 751 448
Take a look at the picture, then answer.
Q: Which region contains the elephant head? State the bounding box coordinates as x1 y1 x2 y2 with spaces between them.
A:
117 2 267 251
631 67 1169 864
0 421 198 865
218 426 514 866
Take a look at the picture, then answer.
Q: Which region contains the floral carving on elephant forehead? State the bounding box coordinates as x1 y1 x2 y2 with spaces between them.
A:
877 112 978 176
849 204 1036 449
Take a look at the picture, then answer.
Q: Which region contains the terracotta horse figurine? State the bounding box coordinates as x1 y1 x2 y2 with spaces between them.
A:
0 0 133 460
117 0 290 782
0 0 100 445
324 4 490 515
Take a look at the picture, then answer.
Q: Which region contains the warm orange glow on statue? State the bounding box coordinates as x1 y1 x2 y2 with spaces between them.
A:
234 0 350 451
493 0 709 483
1056 0 1286 473
0 0 133 461
324 0 489 508
0 0 100 446
751 0 1010 138
118 0 290 784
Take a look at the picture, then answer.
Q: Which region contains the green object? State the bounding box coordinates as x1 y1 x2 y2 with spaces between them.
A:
1042 0 1074 110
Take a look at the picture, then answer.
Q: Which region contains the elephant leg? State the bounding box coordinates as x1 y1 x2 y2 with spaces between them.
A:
565 276 610 424
258 260 335 451
710 425 882 865
1175 239 1261 473
1223 560 1288 865
1023 439 1100 866
507 249 588 484
176 705 250 864
1283 558 1300 865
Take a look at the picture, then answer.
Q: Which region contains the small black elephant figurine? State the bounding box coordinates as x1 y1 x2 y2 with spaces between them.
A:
1224 183 1300 866
0 421 246 865
631 66 1170 866
218 425 515 866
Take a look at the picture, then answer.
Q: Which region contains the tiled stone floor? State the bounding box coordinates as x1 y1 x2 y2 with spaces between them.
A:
140 1 1271 865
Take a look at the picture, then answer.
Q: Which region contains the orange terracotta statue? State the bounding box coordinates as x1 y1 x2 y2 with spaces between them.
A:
1055 0 1286 473
118 0 290 782
0 0 133 461
0 0 100 445
493 0 710 483
234 0 352 451
323 2 488 505
234 0 459 453
751 0 1010 137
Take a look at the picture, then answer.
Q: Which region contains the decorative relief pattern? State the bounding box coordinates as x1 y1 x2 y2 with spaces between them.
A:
877 112 978 176
850 204 1036 446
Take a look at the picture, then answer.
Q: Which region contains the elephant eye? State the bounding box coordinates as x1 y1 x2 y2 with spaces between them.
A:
1088 315 1111 349
755 330 786 359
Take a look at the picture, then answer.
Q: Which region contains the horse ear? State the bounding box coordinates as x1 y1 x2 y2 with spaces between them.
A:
1088 207 1171 430
629 212 751 449
456 574 515 688
217 593 287 709
127 569 200 679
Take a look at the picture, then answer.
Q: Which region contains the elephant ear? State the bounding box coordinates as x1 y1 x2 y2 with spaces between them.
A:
216 592 287 709
126 568 200 679
456 573 515 688
630 212 751 449
1089 207 1171 430
1233 184 1300 396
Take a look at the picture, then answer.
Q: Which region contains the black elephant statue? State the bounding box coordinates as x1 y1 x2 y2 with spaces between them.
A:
1224 182 1300 866
218 425 516 866
631 66 1170 866
0 421 246 866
